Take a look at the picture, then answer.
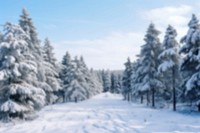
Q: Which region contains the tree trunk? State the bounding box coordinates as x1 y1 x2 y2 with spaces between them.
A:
141 95 143 104
172 67 176 111
127 93 130 102
152 88 155 107
147 91 149 106
75 97 78 103
63 93 66 103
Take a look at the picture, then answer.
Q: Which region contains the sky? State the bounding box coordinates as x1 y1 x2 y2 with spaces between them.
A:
0 0 200 70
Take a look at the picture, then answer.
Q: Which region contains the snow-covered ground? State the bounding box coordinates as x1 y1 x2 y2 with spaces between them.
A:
0 93 200 133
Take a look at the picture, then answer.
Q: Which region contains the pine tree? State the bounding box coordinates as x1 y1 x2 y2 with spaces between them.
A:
137 23 163 107
111 73 116 93
158 25 181 111
95 70 103 85
60 52 74 102
43 38 57 65
90 69 103 94
42 38 61 104
60 52 72 86
179 14 200 111
122 58 132 101
111 73 121 94
79 56 93 97
130 60 143 103
19 8 50 105
102 70 111 92
66 56 89 102
0 23 45 120
19 8 42 58
60 53 97 102
117 73 123 94
73 56 103 99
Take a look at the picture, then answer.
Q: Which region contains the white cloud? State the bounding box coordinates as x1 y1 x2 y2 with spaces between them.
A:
53 32 143 70
141 5 193 39
141 5 192 26
52 5 198 70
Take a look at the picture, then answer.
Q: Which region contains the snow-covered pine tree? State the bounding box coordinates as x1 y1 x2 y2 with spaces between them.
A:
78 56 93 98
42 38 61 104
137 23 164 107
73 56 103 99
117 73 123 94
90 69 103 94
0 23 45 120
122 57 132 101
43 38 57 65
158 25 181 111
19 8 50 105
61 53 93 102
94 70 103 86
179 14 200 111
66 56 89 102
130 59 143 103
19 8 42 58
60 52 73 102
102 70 111 92
111 73 121 94
110 73 115 93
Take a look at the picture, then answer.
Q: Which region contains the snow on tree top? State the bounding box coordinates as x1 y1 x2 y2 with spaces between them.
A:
188 14 199 28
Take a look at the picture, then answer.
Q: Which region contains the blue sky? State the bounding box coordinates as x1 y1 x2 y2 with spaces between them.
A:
0 0 199 70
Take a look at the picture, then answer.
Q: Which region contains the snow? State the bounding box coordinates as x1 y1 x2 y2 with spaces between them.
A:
158 60 175 72
0 93 200 133
0 71 5 80
0 100 29 113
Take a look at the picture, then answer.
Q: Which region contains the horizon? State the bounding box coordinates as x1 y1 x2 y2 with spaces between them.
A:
0 0 200 70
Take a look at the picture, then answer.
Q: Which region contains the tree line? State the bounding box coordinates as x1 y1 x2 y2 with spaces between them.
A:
122 14 200 112
0 9 105 121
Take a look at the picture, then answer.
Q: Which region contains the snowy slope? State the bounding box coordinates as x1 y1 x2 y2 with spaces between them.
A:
0 93 200 133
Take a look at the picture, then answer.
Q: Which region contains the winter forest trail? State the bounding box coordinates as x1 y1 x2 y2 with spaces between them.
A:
0 93 200 133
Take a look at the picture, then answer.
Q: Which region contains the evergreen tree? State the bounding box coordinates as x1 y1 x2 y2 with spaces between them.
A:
60 52 74 102
122 58 132 101
19 8 50 105
19 8 42 58
42 38 61 104
0 23 45 120
158 25 181 111
95 70 103 85
102 70 111 92
117 73 123 94
130 60 143 103
179 14 200 111
43 38 57 65
74 56 102 99
60 53 101 102
111 73 115 93
111 73 121 94
65 56 89 102
90 69 103 94
136 23 163 107
75 56 92 98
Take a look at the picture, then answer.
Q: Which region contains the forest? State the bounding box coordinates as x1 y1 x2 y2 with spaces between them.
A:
123 14 200 112
0 9 200 123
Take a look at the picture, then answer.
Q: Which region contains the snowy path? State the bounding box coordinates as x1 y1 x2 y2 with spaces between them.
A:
0 93 200 133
